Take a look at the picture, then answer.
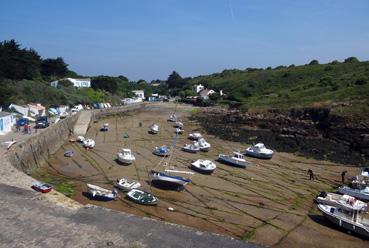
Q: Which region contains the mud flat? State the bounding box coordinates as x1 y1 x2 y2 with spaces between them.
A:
33 103 368 248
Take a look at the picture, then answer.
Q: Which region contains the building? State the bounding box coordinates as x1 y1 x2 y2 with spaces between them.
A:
28 103 46 116
51 78 91 88
0 111 15 135
199 89 216 100
192 84 205 94
132 90 145 100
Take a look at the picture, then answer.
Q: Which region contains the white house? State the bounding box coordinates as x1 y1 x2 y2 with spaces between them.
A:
192 84 205 94
200 89 216 100
0 111 15 135
132 90 145 100
51 78 91 88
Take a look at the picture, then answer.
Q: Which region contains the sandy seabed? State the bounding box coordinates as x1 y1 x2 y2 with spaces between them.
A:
33 103 368 248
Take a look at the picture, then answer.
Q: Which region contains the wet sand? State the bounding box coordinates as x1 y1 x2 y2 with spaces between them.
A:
33 103 368 247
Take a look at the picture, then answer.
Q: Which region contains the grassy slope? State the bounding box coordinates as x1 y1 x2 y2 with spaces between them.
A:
190 61 369 116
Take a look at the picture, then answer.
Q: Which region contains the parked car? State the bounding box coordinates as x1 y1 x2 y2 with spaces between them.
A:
17 118 29 126
35 116 50 129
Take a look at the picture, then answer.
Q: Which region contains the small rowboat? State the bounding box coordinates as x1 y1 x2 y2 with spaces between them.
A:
64 150 74 157
100 123 109 131
188 132 202 140
115 178 141 192
127 189 158 205
153 146 170 157
31 181 53 193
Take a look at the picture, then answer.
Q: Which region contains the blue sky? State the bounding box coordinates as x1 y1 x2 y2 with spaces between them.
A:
1 0 369 81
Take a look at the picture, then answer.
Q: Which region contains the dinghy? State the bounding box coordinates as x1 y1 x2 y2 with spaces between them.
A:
339 185 369 201
245 143 274 159
173 121 183 128
64 150 74 157
188 132 202 140
168 113 177 122
149 170 192 189
318 203 369 238
197 138 211 151
149 124 159 134
117 148 135 164
100 123 109 131
31 181 53 193
86 184 117 200
191 159 216 174
59 112 69 119
114 178 141 191
127 189 158 205
175 128 183 134
182 143 200 153
316 192 367 211
153 146 170 157
218 152 250 168
83 139 95 148
77 136 85 142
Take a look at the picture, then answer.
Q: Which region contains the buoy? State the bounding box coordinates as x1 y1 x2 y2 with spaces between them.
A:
167 207 175 212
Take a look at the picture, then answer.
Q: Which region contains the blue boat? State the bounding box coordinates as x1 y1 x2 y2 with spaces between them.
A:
153 146 170 157
149 170 192 190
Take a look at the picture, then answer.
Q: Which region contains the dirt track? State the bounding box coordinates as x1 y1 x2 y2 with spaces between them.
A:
33 103 368 247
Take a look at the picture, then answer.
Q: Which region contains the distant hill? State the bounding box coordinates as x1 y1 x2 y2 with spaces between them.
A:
189 58 369 116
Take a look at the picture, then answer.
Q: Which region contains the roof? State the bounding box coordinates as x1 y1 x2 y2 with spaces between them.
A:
199 89 214 96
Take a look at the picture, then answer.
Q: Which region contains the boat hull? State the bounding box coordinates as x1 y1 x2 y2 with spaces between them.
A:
218 156 248 168
245 150 273 159
338 186 369 201
149 171 191 190
190 164 215 174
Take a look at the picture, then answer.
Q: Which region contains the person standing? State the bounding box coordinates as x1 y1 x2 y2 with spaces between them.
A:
341 171 347 184
308 169 314 180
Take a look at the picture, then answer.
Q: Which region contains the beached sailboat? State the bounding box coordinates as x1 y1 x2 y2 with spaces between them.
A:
149 124 159 134
182 143 200 153
191 159 216 174
117 148 135 164
188 132 202 140
245 143 274 159
64 150 74 157
83 139 95 148
218 152 250 168
316 192 367 211
127 189 158 205
86 184 117 200
114 178 141 192
153 146 170 157
197 138 211 151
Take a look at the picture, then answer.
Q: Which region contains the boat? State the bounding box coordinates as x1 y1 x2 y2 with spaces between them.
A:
168 113 177 122
218 152 250 168
59 112 69 119
149 124 159 134
83 139 95 148
2 140 17 150
245 143 274 159
86 184 117 200
197 138 211 151
191 159 216 174
127 189 158 205
153 146 170 157
182 143 200 153
173 121 183 128
315 192 367 211
362 167 369 177
77 136 85 142
117 148 135 164
64 150 74 157
317 203 369 238
31 181 53 193
338 185 369 201
100 123 109 131
175 128 183 134
114 178 141 191
149 170 192 190
188 132 202 140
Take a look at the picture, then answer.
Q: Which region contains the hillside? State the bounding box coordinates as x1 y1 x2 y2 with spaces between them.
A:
189 59 369 116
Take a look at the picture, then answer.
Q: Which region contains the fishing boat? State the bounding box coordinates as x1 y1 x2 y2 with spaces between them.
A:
218 152 250 168
127 189 158 205
197 138 211 151
191 159 216 174
317 203 369 238
86 184 117 200
114 178 141 191
362 167 369 177
338 185 369 201
149 124 159 134
188 132 202 140
175 128 183 134
149 170 193 190
77 136 85 142
100 123 109 131
83 139 95 148
153 146 170 157
173 121 183 128
245 143 274 159
31 181 53 193
316 192 367 211
168 113 177 122
182 143 200 153
64 150 74 157
117 148 135 164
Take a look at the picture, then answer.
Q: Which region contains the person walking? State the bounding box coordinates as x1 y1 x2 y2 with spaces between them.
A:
308 169 314 180
341 171 347 184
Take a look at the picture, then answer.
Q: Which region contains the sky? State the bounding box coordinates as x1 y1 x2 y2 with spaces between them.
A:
1 0 369 81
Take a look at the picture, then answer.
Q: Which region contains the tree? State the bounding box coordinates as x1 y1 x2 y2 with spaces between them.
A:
41 57 68 77
167 71 184 89
91 76 119 94
344 57 359 63
309 59 319 65
118 75 129 81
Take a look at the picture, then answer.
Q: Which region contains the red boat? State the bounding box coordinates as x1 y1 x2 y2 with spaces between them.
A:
31 181 53 193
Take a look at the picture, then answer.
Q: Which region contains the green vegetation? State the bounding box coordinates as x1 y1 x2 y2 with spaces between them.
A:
41 176 75 197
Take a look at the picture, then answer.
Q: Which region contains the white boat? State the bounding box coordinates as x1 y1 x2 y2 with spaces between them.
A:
114 178 141 191
83 139 95 148
77 136 85 142
175 128 183 134
339 185 369 201
318 204 369 238
245 143 274 159
168 113 177 122
191 159 216 174
316 192 367 211
86 184 117 200
149 170 192 190
362 167 369 177
218 152 250 168
117 148 135 164
182 143 200 153
149 124 159 134
127 189 158 205
197 138 211 151
188 132 202 140
153 146 170 157
173 121 183 128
